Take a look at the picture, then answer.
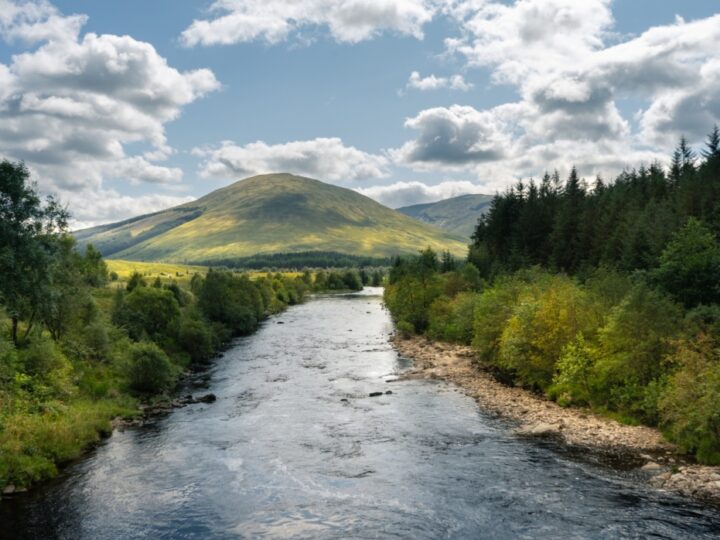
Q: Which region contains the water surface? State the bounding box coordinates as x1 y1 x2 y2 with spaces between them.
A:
3 289 719 539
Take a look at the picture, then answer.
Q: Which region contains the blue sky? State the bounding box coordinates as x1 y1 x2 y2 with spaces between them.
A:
1 0 719 226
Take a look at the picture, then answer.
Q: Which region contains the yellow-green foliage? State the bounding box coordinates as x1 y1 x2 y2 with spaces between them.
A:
106 260 207 285
497 273 599 390
660 335 720 464
385 262 720 463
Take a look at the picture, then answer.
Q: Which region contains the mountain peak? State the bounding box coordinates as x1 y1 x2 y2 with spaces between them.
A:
76 174 467 262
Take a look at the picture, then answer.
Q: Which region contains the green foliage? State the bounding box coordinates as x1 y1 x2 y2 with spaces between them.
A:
84 321 111 361
660 335 720 464
0 160 69 344
653 218 720 307
113 286 180 341
126 271 147 292
428 292 477 344
127 342 175 394
177 316 215 363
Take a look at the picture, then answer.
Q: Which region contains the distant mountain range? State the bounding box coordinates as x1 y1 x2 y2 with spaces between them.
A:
74 173 468 263
397 193 494 239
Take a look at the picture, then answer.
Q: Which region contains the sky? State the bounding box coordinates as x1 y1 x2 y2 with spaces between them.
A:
1 0 719 228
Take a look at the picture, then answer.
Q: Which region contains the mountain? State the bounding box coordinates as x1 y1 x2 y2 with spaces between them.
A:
74 173 468 263
397 193 494 240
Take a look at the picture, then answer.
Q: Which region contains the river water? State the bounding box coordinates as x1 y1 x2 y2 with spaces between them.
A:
2 289 720 539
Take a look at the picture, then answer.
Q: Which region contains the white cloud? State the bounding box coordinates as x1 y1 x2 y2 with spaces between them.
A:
356 180 488 208
405 71 473 92
180 0 436 46
68 189 196 230
0 0 219 224
392 2 720 183
391 104 520 168
194 137 389 182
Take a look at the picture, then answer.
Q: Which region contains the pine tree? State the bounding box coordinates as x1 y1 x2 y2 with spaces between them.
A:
702 125 720 160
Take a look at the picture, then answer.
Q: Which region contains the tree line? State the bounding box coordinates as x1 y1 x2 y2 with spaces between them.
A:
385 126 720 465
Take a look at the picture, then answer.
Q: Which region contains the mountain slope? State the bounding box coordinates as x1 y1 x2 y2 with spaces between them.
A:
397 193 494 239
75 174 468 262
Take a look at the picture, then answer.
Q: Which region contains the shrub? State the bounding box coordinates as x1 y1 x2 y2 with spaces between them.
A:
114 286 180 340
84 321 111 361
497 274 596 391
396 320 414 339
428 293 477 344
588 283 682 423
177 316 215 363
660 334 720 464
127 342 175 394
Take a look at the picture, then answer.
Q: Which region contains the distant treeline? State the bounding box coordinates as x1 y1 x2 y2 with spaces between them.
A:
190 251 391 270
386 127 720 465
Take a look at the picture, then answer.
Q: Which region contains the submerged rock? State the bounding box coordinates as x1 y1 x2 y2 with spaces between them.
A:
369 392 383 397
197 393 217 403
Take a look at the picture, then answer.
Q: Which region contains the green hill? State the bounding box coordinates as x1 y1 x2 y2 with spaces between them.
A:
397 193 494 240
74 173 468 263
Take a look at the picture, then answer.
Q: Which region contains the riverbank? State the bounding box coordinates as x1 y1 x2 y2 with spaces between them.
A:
392 334 720 504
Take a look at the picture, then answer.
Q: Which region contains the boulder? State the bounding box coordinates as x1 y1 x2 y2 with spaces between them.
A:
197 393 217 403
369 392 383 397
517 422 561 437
641 461 662 472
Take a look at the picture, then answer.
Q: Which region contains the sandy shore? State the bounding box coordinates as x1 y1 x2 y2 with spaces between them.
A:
392 334 720 504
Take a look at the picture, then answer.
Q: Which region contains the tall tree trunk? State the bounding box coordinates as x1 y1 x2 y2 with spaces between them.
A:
11 316 18 345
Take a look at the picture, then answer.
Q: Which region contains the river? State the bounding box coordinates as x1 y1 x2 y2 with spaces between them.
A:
2 289 719 539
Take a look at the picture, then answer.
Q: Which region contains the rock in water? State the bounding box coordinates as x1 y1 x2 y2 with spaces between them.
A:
369 392 383 397
517 422 560 437
197 393 217 403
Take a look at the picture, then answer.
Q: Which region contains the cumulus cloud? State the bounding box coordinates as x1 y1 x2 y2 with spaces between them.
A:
194 137 389 182
356 180 488 208
68 189 196 230
0 0 219 225
391 104 521 168
181 0 436 46
391 1 720 182
405 71 473 92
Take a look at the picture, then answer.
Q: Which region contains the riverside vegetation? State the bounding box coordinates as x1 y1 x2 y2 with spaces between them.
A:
0 160 373 492
385 127 720 466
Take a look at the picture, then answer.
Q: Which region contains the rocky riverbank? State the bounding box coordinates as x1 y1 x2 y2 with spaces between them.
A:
392 334 720 504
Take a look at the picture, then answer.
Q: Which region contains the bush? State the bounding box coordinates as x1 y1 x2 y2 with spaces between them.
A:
114 286 180 340
396 320 414 339
18 336 74 397
589 283 682 422
497 274 597 391
428 293 477 344
177 316 215 363
127 342 175 394
660 335 720 464
84 321 111 361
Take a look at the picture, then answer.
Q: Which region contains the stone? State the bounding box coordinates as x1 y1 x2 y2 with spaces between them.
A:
385 390 393 395
517 422 560 437
197 393 217 403
641 462 662 471
368 392 383 397
3 485 16 495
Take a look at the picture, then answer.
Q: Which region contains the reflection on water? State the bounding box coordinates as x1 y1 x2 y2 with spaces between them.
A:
3 288 720 539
